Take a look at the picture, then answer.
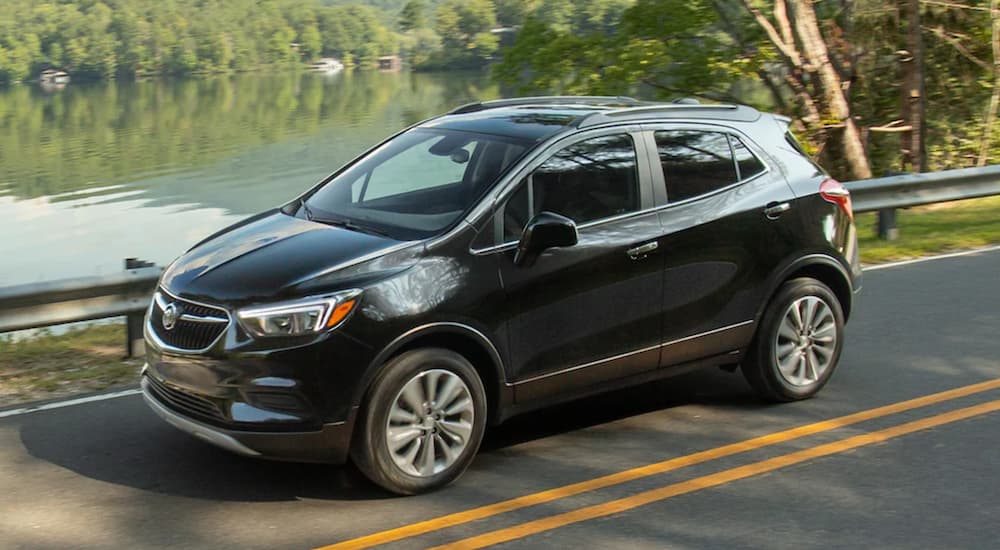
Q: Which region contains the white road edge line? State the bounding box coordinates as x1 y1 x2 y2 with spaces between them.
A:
3 244 999 419
864 244 1000 272
0 388 141 419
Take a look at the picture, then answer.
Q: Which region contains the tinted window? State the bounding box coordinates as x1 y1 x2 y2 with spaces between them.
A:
731 136 765 179
306 128 528 240
654 130 737 202
360 140 473 201
503 134 639 240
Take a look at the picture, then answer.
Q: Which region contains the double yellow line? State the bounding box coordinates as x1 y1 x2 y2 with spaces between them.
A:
320 378 1000 550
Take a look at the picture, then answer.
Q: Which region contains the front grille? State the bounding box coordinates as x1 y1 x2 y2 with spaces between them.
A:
147 375 227 423
149 292 229 351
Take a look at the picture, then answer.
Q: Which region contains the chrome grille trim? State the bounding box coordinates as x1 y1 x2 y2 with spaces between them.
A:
147 288 231 354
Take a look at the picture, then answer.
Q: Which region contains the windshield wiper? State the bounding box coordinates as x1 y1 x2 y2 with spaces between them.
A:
302 203 392 238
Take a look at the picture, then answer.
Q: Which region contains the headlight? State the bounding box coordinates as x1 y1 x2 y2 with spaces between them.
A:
237 289 362 338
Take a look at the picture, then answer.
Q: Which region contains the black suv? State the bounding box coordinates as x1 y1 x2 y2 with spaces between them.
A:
142 96 861 494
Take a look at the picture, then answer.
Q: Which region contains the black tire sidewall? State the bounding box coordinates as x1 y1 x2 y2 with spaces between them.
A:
352 348 487 495
745 277 845 401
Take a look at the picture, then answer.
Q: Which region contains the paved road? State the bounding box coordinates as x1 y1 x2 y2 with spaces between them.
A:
2 248 1000 549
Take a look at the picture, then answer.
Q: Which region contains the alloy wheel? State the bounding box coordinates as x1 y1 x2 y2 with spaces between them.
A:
385 369 475 477
774 295 838 387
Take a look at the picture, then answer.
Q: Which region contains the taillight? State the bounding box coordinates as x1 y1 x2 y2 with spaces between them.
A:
819 178 853 220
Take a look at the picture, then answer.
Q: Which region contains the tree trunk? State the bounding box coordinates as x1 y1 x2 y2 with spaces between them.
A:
979 0 1000 167
900 0 928 172
790 0 873 180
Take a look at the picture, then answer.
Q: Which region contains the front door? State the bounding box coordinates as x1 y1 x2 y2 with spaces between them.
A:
492 131 665 402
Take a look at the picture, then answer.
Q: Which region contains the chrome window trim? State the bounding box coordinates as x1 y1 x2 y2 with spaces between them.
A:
513 320 754 385
469 168 770 256
493 129 650 245
468 122 776 256
647 169 771 213
470 205 664 256
645 124 773 207
443 124 639 244
147 288 232 355
470 125 653 255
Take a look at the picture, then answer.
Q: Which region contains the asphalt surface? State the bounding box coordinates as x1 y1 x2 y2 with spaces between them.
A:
2 248 1000 549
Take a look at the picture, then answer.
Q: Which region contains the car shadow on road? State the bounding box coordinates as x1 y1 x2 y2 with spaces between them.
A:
17 366 765 503
483 366 761 451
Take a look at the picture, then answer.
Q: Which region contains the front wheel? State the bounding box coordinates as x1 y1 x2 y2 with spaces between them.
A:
351 348 487 495
742 277 845 402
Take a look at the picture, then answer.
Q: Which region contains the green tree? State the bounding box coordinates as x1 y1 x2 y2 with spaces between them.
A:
497 0 998 177
398 0 428 31
434 0 498 67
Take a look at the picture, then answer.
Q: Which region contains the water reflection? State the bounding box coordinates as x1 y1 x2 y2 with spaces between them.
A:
0 71 498 285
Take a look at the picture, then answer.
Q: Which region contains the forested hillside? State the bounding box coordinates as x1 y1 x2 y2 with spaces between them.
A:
0 0 404 82
0 0 995 175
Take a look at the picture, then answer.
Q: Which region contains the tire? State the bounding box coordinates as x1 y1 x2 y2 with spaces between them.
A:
351 348 487 495
742 277 845 402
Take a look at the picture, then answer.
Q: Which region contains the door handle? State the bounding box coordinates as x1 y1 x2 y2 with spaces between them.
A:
764 202 791 219
627 241 659 260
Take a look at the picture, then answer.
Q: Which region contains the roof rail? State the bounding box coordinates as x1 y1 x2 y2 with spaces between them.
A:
577 103 759 127
448 96 643 115
605 104 739 117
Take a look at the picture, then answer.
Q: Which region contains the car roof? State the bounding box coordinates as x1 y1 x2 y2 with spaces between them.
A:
421 96 763 142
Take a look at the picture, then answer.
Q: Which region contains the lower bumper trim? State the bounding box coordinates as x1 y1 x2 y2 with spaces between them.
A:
142 377 261 457
141 376 356 464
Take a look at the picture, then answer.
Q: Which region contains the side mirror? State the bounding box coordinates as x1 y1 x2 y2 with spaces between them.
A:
514 211 578 266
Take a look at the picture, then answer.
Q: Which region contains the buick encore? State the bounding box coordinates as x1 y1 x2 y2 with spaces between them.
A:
142 97 861 494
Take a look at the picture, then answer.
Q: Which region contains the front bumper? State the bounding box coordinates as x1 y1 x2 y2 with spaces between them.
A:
142 375 356 464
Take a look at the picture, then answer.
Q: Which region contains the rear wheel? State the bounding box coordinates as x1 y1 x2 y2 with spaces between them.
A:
351 348 487 495
742 277 845 401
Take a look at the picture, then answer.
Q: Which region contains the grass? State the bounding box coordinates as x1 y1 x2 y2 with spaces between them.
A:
0 323 142 407
0 196 997 408
858 195 1000 264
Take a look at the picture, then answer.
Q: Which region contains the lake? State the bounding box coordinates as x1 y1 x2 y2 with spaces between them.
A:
0 71 498 286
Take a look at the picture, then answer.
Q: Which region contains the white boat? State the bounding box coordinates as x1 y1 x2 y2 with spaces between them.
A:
39 69 70 85
309 58 344 74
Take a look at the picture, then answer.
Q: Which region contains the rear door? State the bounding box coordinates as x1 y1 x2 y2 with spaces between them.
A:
641 124 800 366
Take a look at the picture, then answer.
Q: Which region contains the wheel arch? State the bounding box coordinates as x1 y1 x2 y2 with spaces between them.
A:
758 254 855 323
356 322 511 425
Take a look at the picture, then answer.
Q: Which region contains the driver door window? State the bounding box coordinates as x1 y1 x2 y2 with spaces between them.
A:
503 134 640 241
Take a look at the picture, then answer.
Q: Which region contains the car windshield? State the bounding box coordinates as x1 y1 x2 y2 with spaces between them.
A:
304 128 530 240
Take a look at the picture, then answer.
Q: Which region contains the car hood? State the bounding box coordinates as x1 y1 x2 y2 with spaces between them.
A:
160 211 417 304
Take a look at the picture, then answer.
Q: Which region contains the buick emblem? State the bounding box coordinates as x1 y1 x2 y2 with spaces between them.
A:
162 303 180 331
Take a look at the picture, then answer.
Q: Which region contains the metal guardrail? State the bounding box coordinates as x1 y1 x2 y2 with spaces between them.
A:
0 259 161 356
846 165 1000 213
845 164 1000 239
0 165 998 353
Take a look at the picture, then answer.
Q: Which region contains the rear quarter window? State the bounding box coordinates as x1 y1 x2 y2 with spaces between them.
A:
731 136 766 179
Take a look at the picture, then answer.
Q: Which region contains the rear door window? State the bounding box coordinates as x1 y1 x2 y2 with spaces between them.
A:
653 130 738 202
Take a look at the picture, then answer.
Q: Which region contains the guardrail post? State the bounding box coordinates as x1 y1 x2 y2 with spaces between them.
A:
874 171 907 241
877 209 899 240
124 258 155 357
